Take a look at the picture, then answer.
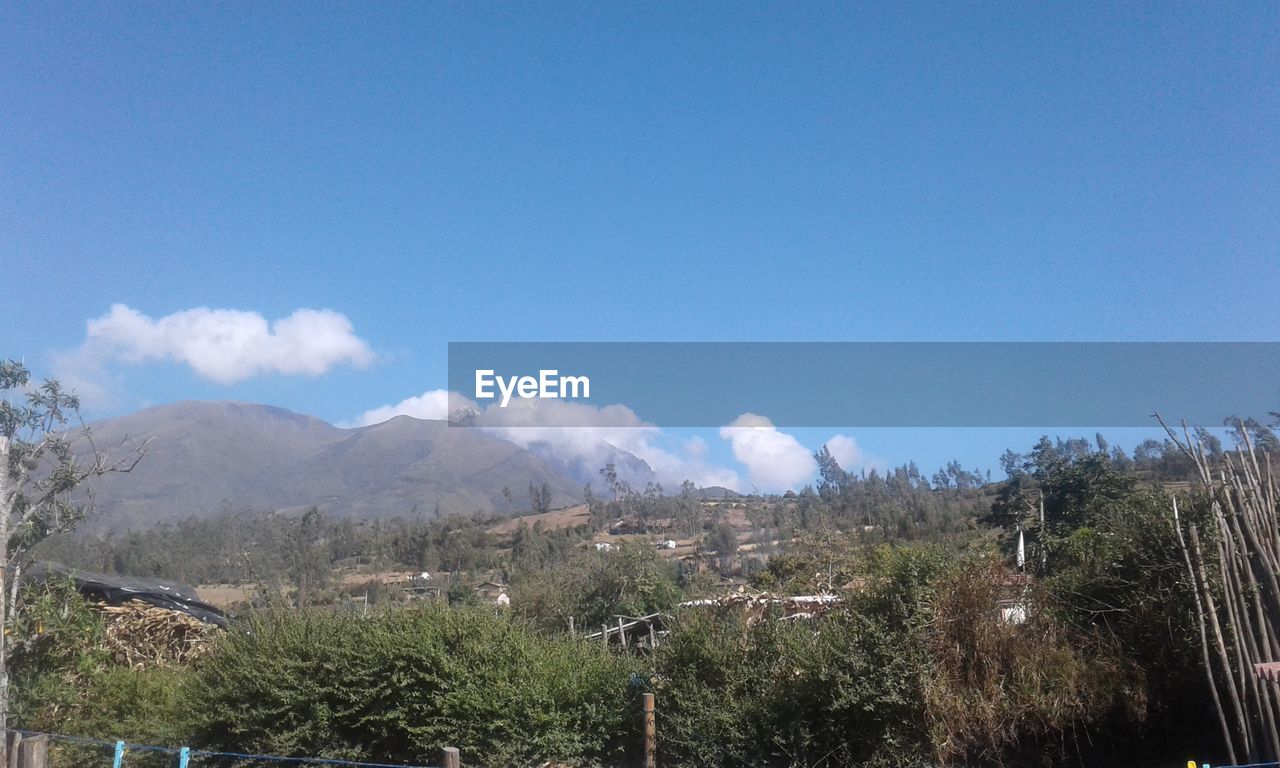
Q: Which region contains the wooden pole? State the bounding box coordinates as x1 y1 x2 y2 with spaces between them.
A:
643 692 656 768
443 746 461 768
1191 523 1252 758
568 616 575 638
618 616 628 649
6 731 19 768
16 735 47 768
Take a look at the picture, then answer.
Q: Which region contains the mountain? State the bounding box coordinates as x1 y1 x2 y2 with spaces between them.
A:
695 486 740 499
75 401 585 530
522 439 658 493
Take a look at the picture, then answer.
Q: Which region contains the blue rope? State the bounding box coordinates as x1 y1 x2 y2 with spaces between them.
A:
8 729 436 768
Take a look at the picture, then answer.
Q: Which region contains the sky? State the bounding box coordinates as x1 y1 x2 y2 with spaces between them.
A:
2 3 1277 492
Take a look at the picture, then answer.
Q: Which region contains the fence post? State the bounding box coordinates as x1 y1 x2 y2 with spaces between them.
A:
6 731 19 768
177 746 190 768
443 746 461 768
15 734 47 768
643 692 656 768
112 741 125 768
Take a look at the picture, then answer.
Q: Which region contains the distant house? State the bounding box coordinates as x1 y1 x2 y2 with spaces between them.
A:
656 540 677 550
474 581 510 606
594 541 615 552
994 572 1032 625
400 571 445 601
997 598 1029 625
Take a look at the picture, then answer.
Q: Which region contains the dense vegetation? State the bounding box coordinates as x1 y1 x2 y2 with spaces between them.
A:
15 427 1280 767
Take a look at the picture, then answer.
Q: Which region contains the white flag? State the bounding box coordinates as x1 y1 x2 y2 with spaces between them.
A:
1016 529 1026 569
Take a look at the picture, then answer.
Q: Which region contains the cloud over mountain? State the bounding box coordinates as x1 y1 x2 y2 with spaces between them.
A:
349 389 473 426
352 391 741 491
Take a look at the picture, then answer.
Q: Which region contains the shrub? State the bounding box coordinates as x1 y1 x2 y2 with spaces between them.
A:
921 558 1145 765
189 604 643 767
655 607 928 768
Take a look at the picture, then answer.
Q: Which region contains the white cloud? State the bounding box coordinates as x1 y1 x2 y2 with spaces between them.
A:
825 434 865 470
347 389 476 426
719 412 818 491
823 433 886 474
684 435 709 460
62 304 375 386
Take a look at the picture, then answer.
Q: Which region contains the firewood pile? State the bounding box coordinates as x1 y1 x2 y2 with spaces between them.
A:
94 599 222 667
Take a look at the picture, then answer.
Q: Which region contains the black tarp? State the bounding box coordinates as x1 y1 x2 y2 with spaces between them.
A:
25 561 228 628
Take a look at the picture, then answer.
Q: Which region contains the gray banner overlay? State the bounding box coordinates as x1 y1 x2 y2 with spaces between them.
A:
447 342 1280 427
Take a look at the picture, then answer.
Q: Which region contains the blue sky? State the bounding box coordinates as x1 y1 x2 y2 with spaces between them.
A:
2 3 1277 490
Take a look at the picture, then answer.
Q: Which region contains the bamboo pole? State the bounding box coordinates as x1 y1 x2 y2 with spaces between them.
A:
1173 496 1238 764
1162 416 1280 761
1191 523 1253 758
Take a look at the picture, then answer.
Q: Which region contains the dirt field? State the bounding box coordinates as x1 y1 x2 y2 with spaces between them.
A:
487 503 591 535
194 584 260 607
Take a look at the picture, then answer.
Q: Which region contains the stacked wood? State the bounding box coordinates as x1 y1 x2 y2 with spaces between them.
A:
93 599 221 668
1163 417 1280 765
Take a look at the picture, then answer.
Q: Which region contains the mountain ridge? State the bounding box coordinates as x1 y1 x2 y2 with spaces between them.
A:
75 400 609 530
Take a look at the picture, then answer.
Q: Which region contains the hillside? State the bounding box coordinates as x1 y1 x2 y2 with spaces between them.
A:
76 401 588 529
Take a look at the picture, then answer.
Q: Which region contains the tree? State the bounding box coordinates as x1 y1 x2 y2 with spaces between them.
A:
814 445 848 501
708 522 737 556
0 360 146 754
598 463 620 501
528 481 552 515
287 507 331 606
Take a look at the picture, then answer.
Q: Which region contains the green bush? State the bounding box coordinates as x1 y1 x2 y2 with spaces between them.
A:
8 579 113 729
189 604 644 767
655 607 928 767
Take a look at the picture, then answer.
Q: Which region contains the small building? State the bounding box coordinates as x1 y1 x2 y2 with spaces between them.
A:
474 581 510 605
994 571 1032 625
996 598 1029 625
